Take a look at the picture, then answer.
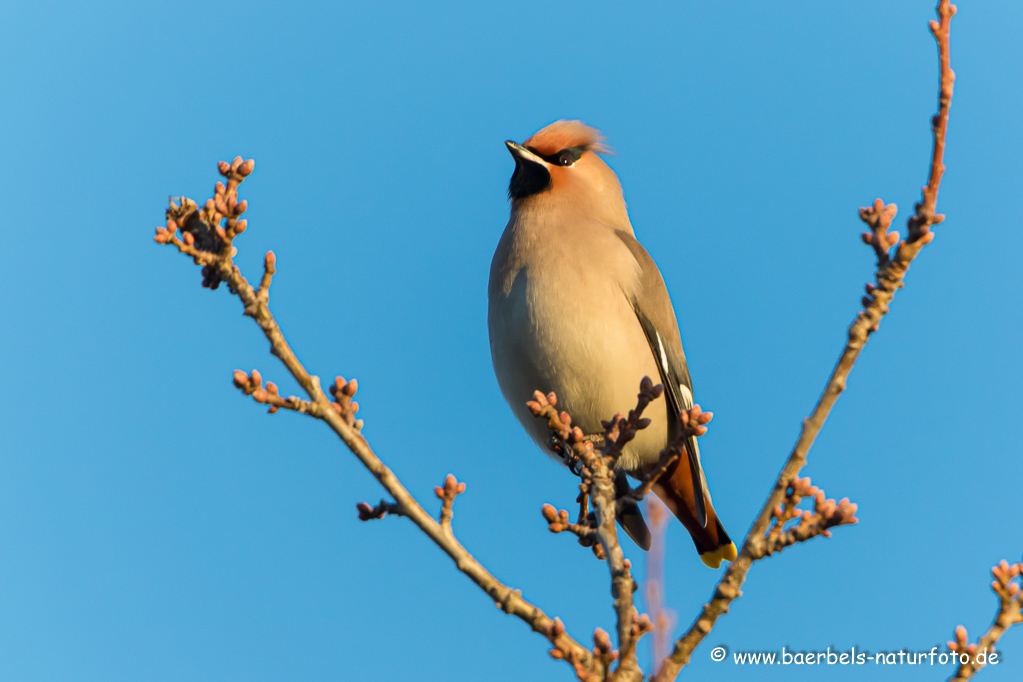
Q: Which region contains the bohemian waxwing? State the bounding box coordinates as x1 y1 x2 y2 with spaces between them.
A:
488 120 737 569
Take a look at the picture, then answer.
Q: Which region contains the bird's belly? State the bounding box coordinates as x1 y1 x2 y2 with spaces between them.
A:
489 266 668 473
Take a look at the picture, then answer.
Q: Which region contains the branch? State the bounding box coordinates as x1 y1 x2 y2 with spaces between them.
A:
528 385 676 680
654 3 956 679
527 390 644 678
754 477 858 559
153 157 601 678
947 561 1023 680
611 613 654 682
541 504 598 545
529 382 713 681
593 490 639 679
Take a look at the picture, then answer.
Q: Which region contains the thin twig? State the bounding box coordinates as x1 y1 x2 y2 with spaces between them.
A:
947 561 1023 680
754 477 858 559
541 504 598 544
435 473 467 537
257 251 275 300
654 3 956 679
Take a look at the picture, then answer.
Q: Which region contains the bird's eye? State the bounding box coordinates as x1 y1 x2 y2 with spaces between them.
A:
558 154 573 166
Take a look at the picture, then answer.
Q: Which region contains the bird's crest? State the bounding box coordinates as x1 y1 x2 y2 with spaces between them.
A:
524 120 610 156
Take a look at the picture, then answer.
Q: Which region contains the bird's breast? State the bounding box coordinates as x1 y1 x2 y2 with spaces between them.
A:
488 215 668 472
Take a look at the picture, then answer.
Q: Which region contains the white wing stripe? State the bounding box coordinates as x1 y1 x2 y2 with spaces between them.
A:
655 331 669 376
678 383 694 410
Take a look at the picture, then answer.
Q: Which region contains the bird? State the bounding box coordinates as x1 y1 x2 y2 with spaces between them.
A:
487 120 737 569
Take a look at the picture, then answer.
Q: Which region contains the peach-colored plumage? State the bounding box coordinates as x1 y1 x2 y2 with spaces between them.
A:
524 120 610 156
492 120 738 568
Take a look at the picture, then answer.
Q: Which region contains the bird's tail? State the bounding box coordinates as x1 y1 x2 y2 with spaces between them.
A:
652 451 737 569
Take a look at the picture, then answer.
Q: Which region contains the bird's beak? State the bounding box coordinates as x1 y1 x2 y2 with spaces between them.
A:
505 140 546 166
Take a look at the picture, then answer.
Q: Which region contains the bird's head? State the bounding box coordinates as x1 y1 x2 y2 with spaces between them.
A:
505 120 629 226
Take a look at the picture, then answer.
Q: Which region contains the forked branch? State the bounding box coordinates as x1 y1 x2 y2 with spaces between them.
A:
528 381 713 681
947 561 1023 681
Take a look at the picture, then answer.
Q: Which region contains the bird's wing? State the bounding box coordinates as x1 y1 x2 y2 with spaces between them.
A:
614 230 709 528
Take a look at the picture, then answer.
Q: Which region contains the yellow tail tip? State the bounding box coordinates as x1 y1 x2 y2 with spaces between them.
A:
700 542 738 569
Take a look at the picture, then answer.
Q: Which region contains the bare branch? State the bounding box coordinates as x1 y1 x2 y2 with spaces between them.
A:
541 504 598 544
610 614 654 682
232 369 315 415
599 377 663 465
592 491 640 678
947 561 1023 680
911 0 957 242
258 250 276 299
654 3 956 679
753 477 858 559
154 158 601 678
859 198 900 267
591 627 618 675
528 382 673 681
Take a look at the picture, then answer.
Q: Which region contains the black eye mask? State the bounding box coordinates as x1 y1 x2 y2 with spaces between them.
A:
526 145 587 167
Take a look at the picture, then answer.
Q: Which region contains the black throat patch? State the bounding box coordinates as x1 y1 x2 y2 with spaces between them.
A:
508 158 551 200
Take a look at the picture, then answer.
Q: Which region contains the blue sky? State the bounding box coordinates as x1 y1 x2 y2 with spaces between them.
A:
2 1 1021 680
